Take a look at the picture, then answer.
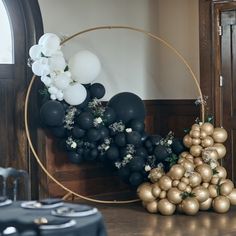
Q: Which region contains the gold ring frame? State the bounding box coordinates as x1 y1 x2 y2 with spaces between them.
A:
24 26 204 204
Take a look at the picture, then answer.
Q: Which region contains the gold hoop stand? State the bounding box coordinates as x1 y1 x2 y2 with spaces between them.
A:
24 26 204 204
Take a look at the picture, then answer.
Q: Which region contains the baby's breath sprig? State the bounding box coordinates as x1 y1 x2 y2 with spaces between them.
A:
63 106 78 130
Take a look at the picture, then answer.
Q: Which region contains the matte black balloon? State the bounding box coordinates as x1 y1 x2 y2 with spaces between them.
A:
87 128 101 142
40 100 65 126
103 107 116 125
72 127 85 138
90 83 105 99
129 172 143 186
141 132 148 142
154 145 170 162
135 147 148 159
126 131 142 146
108 92 146 123
77 112 94 130
50 126 67 138
68 152 83 164
98 126 109 140
129 157 145 172
150 135 162 145
106 145 120 162
84 148 98 161
171 138 186 155
130 119 145 132
114 133 126 147
118 166 130 181
144 139 153 149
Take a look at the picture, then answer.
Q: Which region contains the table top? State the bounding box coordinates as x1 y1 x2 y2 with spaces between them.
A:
0 201 107 236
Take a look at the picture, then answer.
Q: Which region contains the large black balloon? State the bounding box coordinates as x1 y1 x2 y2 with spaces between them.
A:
103 107 116 125
77 112 94 130
40 100 65 126
135 147 148 159
106 145 120 162
72 127 85 138
68 152 83 164
114 133 126 147
154 144 170 162
90 83 105 99
126 131 142 146
129 172 143 186
129 157 145 172
130 119 145 132
87 128 101 142
118 166 130 182
107 92 145 123
171 138 186 155
98 126 109 140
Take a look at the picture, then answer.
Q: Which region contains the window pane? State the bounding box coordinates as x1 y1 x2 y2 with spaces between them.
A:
0 0 13 64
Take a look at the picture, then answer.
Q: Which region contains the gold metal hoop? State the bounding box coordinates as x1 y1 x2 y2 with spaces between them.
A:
25 26 204 204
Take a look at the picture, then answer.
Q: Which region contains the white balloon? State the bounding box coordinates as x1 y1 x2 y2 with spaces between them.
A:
29 44 43 61
49 55 66 72
41 75 52 86
32 58 50 76
53 73 71 90
68 50 101 84
63 83 87 105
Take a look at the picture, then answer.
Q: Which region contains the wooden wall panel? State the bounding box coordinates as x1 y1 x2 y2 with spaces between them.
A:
38 99 199 199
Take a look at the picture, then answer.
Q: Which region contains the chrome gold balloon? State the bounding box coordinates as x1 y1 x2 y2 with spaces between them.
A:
195 164 213 183
213 196 230 213
199 198 212 211
158 199 176 215
200 122 214 136
182 198 199 215
146 200 159 213
192 186 209 203
167 187 182 204
212 127 228 143
168 164 185 180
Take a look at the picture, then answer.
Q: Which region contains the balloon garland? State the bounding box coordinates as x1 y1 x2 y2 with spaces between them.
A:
26 26 236 214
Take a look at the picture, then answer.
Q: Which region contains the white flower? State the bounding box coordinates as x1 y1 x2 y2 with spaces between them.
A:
71 142 77 149
167 140 173 145
126 154 132 158
96 117 103 124
126 128 132 133
145 165 151 172
32 58 50 76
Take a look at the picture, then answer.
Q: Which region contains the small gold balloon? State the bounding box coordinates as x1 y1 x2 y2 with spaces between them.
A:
137 184 156 202
189 172 202 187
195 164 213 183
190 130 200 139
228 188 236 205
199 198 213 211
182 198 200 215
183 134 193 148
167 187 182 204
202 182 210 188
185 154 194 162
159 176 172 191
194 157 203 166
213 143 226 159
178 182 187 191
192 138 201 145
215 166 227 179
168 164 185 180
146 200 159 213
208 184 218 198
201 136 214 148
172 180 180 187
200 122 214 136
158 199 176 216
192 124 201 131
213 196 230 213
211 177 220 185
192 186 210 203
149 168 164 183
159 190 167 199
212 127 228 143
220 181 234 196
181 160 195 172
180 151 189 158
203 149 220 161
152 183 161 198
185 186 192 193
190 145 202 157
200 131 208 139
181 177 190 185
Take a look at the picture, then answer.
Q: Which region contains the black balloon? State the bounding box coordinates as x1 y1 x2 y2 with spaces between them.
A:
144 139 153 149
130 119 145 132
103 107 116 125
154 144 170 162
98 126 109 140
114 133 126 147
129 172 143 186
171 138 186 155
77 112 94 130
106 145 120 162
87 128 101 142
129 157 145 172
135 147 148 159
50 126 67 138
126 131 142 146
90 83 105 99
118 166 130 182
150 135 162 145
107 92 146 123
68 152 83 164
40 100 65 126
72 127 85 138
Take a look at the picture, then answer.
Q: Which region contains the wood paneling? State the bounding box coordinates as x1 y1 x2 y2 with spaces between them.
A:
37 99 199 199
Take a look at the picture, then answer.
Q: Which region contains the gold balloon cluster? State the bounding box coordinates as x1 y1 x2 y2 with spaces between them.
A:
137 122 236 215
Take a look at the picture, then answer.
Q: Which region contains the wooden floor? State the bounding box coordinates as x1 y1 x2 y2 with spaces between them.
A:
92 203 236 236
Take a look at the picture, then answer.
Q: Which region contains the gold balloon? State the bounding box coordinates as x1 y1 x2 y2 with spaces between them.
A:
149 168 164 183
213 196 230 213
181 160 195 172
159 176 172 191
213 143 226 159
178 182 187 191
212 127 228 143
182 198 200 215
200 131 208 139
201 136 214 148
181 177 190 185
211 177 220 185
194 157 203 166
202 182 210 188
199 198 213 210
185 186 192 193
180 151 189 158
183 134 193 148
190 130 200 139
195 164 213 183
190 145 202 157
167 187 182 204
159 190 167 199
137 184 156 202
200 122 214 136
215 166 227 179
208 184 218 198
192 186 209 203
146 200 159 213
204 149 220 161
168 164 185 180
228 188 236 205
192 138 201 145
189 172 202 187
152 183 161 198
192 124 201 131
158 199 176 215
172 180 180 187
220 181 234 196
185 154 194 162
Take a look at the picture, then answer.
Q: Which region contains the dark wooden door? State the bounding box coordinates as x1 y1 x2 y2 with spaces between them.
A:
220 10 236 182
